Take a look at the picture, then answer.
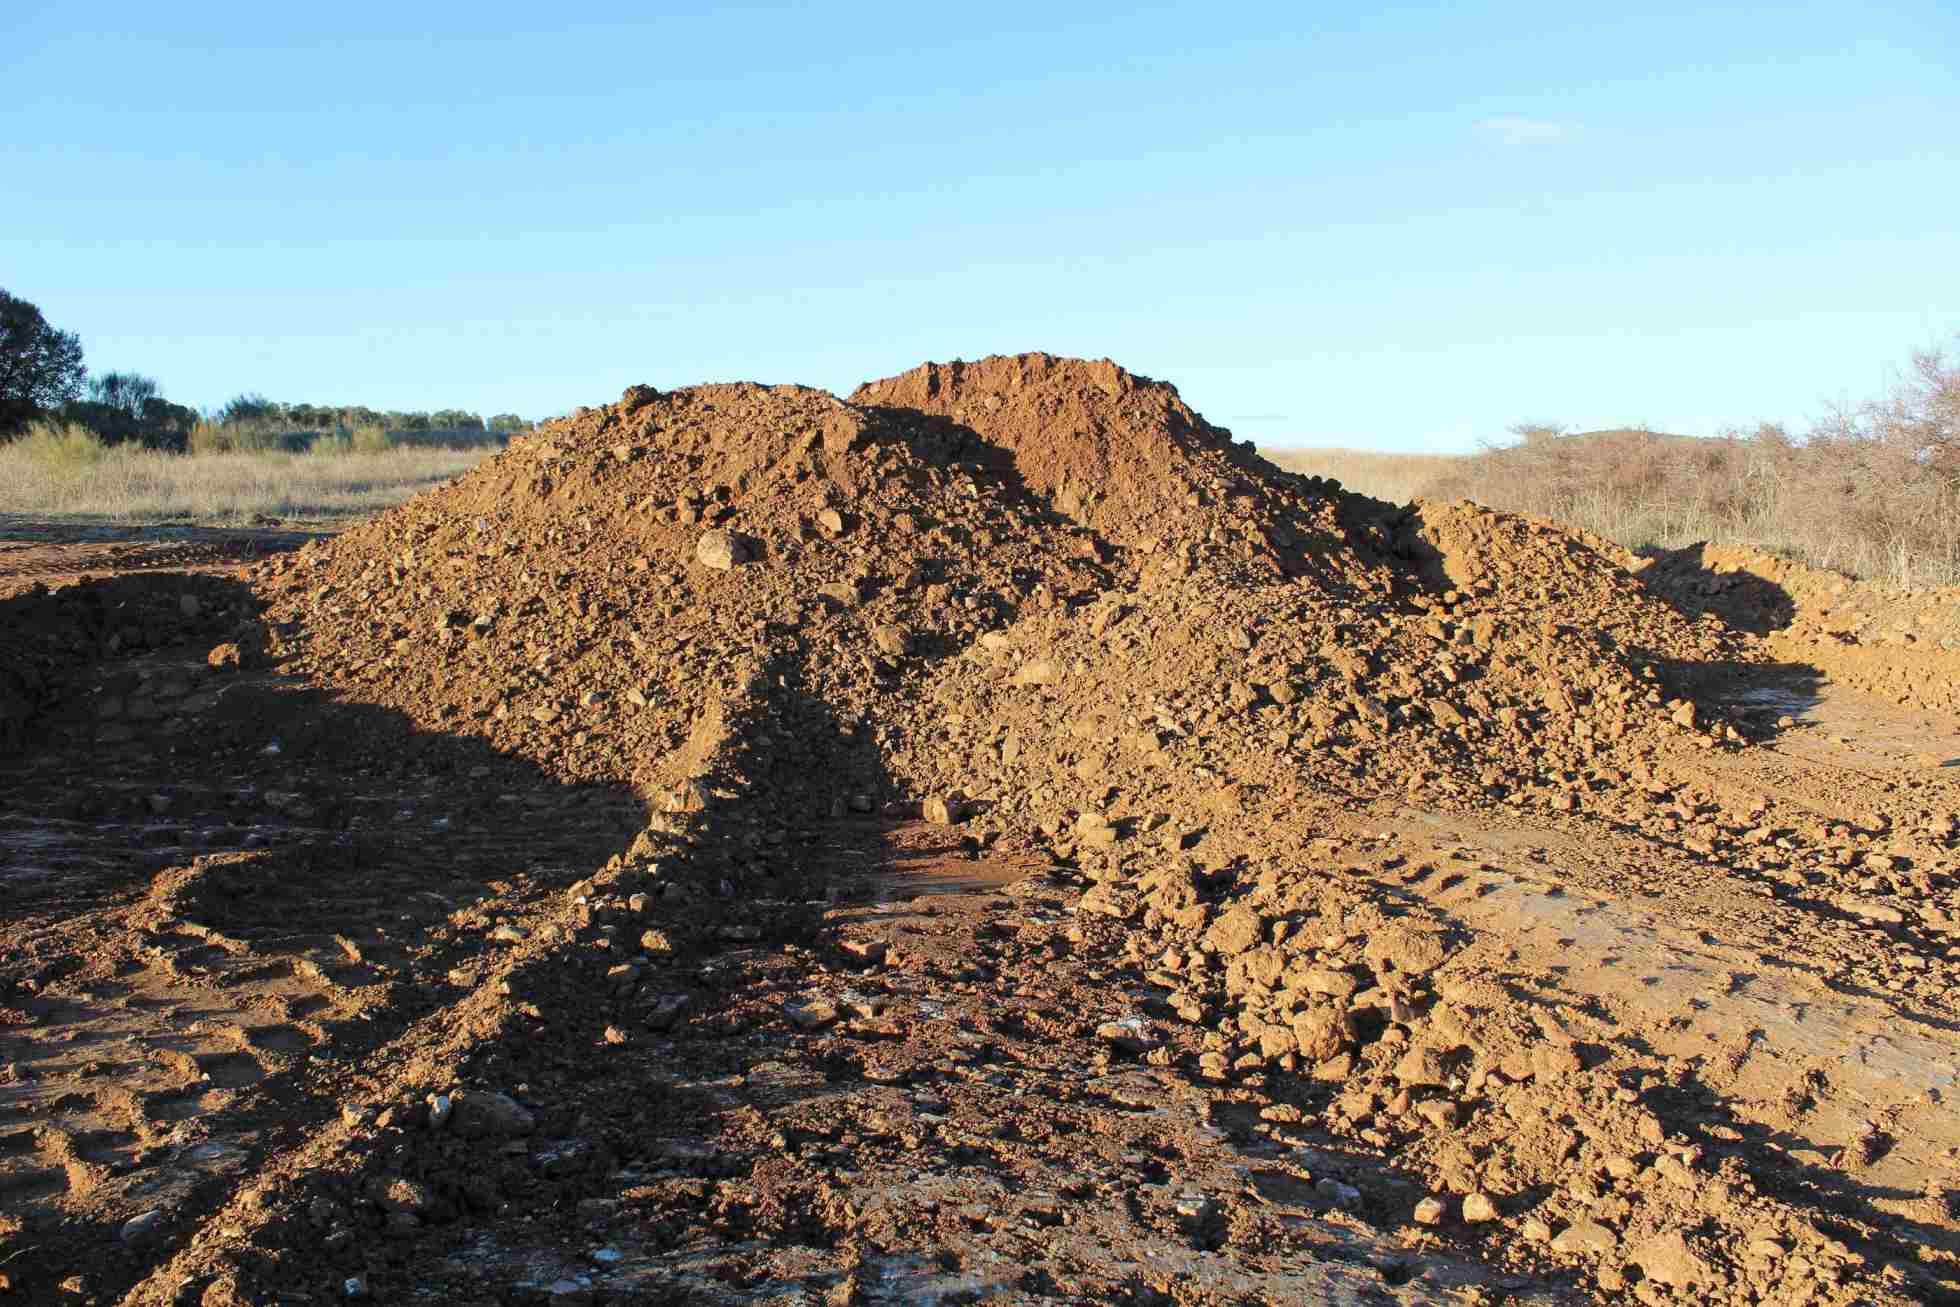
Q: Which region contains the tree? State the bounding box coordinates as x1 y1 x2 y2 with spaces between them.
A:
222 393 278 424
0 289 86 433
1507 421 1568 446
87 371 162 423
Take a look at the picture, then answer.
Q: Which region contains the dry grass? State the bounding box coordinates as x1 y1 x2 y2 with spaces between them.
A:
1262 339 1960 590
1262 447 1462 505
1270 434 1960 589
0 423 493 526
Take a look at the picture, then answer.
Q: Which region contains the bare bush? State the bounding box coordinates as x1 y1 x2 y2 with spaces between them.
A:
1271 338 1960 588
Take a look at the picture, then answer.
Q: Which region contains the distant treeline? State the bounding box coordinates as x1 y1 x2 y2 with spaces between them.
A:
188 395 529 455
214 394 531 435
0 286 531 454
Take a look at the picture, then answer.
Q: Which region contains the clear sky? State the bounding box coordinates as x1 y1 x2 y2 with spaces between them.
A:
6 2 1956 450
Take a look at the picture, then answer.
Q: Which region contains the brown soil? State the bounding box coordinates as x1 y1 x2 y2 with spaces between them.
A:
2 355 1957 1307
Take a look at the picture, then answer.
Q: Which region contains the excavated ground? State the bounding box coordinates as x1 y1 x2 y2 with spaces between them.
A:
3 355 1959 1307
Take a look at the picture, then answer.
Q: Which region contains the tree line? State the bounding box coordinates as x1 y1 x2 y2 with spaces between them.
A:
0 288 529 452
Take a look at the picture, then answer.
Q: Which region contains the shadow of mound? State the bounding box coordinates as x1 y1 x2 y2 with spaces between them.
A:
1635 542 1798 635
1629 654 1826 743
0 568 647 1304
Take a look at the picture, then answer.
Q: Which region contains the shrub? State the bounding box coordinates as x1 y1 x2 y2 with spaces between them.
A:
349 423 392 454
306 431 353 457
5 418 112 469
1273 336 1960 588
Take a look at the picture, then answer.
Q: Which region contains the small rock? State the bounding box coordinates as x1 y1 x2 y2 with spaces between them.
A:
1551 1218 1619 1255
120 1208 165 1246
1841 896 1905 925
1392 1042 1449 1087
1365 923 1447 976
1295 967 1360 998
1291 1006 1356 1062
695 530 749 570
367 1174 436 1215
1074 812 1119 847
871 624 911 656
1013 659 1060 687
644 992 692 1031
1462 1192 1499 1223
450 1089 535 1138
1415 1099 1461 1129
785 997 839 1030
1204 906 1264 956
923 794 964 825
1413 1196 1447 1225
1095 1021 1161 1056
1315 1177 1362 1208
1631 1229 1710 1287
839 938 889 964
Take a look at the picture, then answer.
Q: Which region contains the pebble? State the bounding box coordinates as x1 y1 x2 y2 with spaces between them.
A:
120 1208 164 1246
695 529 749 570
1551 1217 1619 1254
451 1089 536 1138
785 997 840 1029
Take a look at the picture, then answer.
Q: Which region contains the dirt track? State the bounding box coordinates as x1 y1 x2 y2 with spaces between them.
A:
3 355 1959 1306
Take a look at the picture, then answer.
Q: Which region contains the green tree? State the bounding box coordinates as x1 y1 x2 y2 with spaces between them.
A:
63 371 194 450
222 393 278 424
0 288 87 433
87 371 162 422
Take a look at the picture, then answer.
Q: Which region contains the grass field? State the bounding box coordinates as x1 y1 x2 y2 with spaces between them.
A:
0 423 494 526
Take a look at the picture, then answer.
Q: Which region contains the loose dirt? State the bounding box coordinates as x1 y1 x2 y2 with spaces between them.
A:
3 355 1958 1306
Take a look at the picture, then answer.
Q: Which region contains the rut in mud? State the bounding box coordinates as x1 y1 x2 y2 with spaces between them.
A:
3 354 1958 1306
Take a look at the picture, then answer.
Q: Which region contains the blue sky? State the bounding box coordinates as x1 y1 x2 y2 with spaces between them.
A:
5 2 1956 450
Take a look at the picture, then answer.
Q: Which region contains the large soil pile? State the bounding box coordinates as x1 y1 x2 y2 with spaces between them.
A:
19 356 1956 1306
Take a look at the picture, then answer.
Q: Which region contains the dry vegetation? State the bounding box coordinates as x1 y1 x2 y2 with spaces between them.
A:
1272 338 1960 588
0 421 493 525
1259 446 1461 506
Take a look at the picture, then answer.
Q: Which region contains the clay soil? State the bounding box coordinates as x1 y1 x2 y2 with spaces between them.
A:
3 355 1959 1307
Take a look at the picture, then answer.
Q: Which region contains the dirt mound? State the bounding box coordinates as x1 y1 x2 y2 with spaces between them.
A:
1643 543 1960 714
14 360 1957 1306
850 353 1384 580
